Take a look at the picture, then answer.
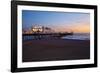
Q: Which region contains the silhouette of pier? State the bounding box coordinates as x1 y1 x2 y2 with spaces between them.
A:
23 32 73 40
23 25 73 40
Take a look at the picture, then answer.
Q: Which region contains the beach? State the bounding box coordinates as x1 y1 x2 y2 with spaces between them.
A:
22 39 90 62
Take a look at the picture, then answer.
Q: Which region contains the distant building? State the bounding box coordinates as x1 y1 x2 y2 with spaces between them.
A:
23 25 56 34
31 25 54 33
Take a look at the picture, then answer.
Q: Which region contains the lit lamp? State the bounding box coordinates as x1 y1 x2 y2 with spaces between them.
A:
38 28 43 32
32 26 43 33
32 28 38 32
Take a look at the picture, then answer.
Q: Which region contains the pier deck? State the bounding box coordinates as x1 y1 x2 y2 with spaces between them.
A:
23 32 73 37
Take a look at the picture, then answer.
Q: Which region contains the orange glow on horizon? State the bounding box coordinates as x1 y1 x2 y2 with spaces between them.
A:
54 23 90 33
71 25 90 33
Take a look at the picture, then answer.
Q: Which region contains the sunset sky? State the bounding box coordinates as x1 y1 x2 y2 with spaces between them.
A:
22 10 90 33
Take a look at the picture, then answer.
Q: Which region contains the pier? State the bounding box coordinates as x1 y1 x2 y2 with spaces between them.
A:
23 25 73 40
23 32 73 40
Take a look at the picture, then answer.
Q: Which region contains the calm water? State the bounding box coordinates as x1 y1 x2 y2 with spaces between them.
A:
62 33 90 40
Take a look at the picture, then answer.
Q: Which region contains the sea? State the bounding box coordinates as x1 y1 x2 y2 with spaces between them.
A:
62 33 90 40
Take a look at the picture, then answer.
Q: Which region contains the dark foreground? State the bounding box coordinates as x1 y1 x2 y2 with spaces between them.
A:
22 39 90 62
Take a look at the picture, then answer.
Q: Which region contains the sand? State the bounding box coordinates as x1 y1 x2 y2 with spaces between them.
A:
22 39 90 62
